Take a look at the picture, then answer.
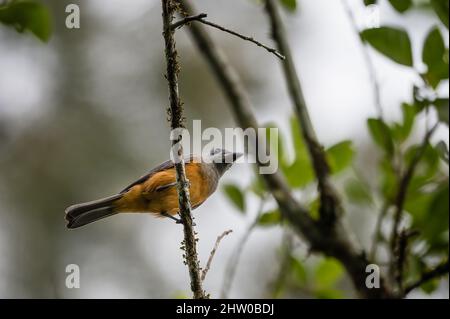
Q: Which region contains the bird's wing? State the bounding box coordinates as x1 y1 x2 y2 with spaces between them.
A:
119 154 199 194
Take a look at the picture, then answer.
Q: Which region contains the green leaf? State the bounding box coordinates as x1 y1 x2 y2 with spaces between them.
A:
425 182 449 244
285 160 315 189
401 103 418 139
434 98 449 125
280 0 297 11
361 26 413 66
408 255 427 284
380 157 397 198
421 279 439 294
436 141 449 165
404 149 443 237
314 258 344 289
392 103 418 142
406 190 434 227
422 27 449 88
286 117 314 188
290 256 308 285
0 0 52 42
249 173 266 198
367 118 395 155
388 0 412 13
407 181 449 248
345 178 373 205
404 143 440 193
258 209 282 227
223 184 246 213
364 0 377 5
431 0 449 29
326 141 355 174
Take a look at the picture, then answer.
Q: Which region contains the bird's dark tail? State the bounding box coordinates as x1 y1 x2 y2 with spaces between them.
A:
65 194 123 229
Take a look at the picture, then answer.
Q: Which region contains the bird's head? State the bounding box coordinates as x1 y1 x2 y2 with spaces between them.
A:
207 148 243 176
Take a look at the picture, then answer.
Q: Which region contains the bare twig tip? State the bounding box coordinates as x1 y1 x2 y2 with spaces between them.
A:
201 229 233 282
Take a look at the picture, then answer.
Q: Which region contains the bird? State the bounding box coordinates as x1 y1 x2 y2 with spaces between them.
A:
65 148 242 229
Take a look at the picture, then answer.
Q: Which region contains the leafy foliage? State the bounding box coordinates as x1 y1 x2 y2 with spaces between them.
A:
258 209 282 227
388 0 413 13
359 1 449 296
392 103 418 142
284 117 315 188
367 118 395 155
326 141 355 175
223 184 246 213
0 0 52 42
314 258 344 289
280 0 297 12
422 27 449 88
361 26 413 66
364 0 377 5
431 0 449 29
225 0 449 298
345 178 373 205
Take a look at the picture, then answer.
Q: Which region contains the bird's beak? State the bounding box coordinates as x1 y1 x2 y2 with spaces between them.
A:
222 151 243 164
232 152 243 162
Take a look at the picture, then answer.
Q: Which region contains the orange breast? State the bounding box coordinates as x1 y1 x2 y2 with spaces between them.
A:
114 163 210 216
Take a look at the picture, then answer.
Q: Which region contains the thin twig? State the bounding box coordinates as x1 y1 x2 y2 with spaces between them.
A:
221 197 266 298
188 17 285 60
342 0 384 119
161 0 205 299
390 123 439 282
264 0 342 226
404 260 449 295
171 13 207 30
179 0 393 299
202 229 233 282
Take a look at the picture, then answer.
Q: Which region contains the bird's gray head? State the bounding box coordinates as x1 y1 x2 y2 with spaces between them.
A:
207 148 243 176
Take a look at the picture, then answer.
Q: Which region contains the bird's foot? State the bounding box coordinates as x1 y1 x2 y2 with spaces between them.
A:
161 212 196 226
161 212 183 224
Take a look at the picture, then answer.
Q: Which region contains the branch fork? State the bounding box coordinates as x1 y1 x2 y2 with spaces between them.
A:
171 10 285 60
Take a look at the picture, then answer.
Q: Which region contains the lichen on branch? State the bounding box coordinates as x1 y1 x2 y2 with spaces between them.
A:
161 0 205 299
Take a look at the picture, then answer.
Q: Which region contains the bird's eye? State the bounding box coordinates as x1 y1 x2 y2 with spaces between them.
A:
210 148 221 156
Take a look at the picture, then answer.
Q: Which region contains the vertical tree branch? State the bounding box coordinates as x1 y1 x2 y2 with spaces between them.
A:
264 0 342 226
161 0 205 299
179 0 393 299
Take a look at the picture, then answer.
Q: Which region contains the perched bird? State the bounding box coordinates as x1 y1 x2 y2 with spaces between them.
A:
65 149 242 229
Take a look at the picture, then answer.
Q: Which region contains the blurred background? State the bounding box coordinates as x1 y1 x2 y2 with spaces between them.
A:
0 0 448 298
